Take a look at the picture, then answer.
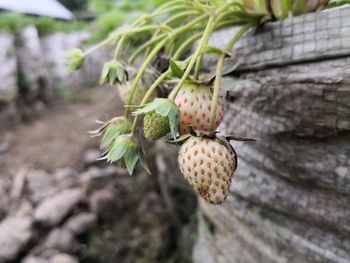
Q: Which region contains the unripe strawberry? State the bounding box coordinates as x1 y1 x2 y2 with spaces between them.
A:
143 111 170 141
175 83 224 134
117 82 147 105
178 136 237 205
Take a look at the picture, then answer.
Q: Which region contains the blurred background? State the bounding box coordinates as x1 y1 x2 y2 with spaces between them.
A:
0 1 197 263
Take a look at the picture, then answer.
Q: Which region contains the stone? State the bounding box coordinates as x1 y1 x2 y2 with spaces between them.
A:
26 169 56 203
0 177 11 219
21 256 49 263
16 25 52 103
0 217 33 262
43 228 80 254
40 31 109 90
50 254 78 263
63 213 96 236
82 149 101 166
80 166 127 192
89 189 120 220
34 188 84 227
0 32 17 103
54 168 76 182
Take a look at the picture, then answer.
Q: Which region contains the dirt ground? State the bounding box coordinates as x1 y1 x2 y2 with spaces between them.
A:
0 87 122 176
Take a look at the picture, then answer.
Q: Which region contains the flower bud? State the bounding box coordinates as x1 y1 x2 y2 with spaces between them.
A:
66 48 85 72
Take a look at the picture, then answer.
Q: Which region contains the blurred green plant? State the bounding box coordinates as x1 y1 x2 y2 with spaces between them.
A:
87 0 168 43
0 12 87 36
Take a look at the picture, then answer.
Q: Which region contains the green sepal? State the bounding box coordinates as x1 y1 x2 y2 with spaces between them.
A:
104 134 140 175
66 48 85 72
166 134 191 144
138 148 151 175
89 117 132 149
169 59 195 82
100 60 128 85
133 98 180 138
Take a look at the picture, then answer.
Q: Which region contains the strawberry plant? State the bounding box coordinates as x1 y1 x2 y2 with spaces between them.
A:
68 0 331 204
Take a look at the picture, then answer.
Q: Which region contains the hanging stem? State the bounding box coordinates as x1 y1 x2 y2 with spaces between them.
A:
209 23 254 129
124 38 168 118
169 16 215 101
131 70 170 134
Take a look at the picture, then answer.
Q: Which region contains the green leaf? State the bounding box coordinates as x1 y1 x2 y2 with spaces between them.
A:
169 59 185 79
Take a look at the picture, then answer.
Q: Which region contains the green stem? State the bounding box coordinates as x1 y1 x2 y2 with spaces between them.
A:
131 70 170 134
130 34 167 63
169 16 215 101
84 25 170 57
194 55 203 80
209 23 253 129
173 32 202 59
124 38 168 118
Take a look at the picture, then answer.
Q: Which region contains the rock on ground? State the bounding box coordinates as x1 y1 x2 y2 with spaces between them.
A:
42 228 80 254
63 213 96 236
21 256 49 263
0 216 33 262
34 188 84 227
50 254 78 263
89 189 120 221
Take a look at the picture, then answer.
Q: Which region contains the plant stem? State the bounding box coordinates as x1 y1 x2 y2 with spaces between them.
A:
124 38 168 118
130 34 167 63
169 16 215 101
173 32 202 59
131 10 198 63
84 25 170 57
209 23 253 129
194 55 203 80
131 70 170 134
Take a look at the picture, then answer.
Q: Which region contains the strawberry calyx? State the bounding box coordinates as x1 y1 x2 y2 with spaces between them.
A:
100 60 129 85
89 117 132 149
99 134 146 175
130 98 180 138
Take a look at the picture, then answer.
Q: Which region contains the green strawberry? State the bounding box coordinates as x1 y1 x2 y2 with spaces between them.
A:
143 111 170 141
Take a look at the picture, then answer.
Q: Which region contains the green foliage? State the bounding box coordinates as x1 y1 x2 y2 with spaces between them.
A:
0 12 87 36
88 0 167 43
